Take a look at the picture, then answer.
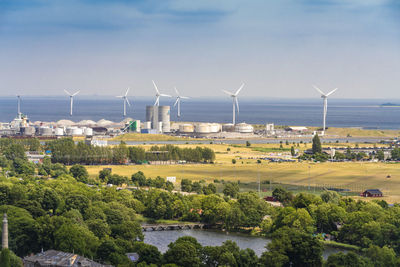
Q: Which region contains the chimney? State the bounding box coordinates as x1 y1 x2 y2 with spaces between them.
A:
2 213 8 249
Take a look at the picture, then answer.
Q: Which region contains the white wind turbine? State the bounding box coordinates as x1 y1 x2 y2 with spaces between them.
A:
222 83 244 125
173 87 189 118
152 80 171 106
64 89 80 116
116 88 131 117
313 85 337 133
16 95 21 114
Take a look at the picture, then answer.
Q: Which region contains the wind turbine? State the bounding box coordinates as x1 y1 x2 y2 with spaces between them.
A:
222 83 244 125
152 80 171 106
173 87 189 118
64 89 80 116
16 95 21 114
313 85 337 133
116 88 131 117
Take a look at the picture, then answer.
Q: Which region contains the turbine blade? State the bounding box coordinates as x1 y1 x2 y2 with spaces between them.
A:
326 88 338 97
152 80 160 94
160 94 172 97
181 96 189 99
72 90 80 96
125 87 130 96
154 96 159 106
222 90 234 96
234 83 245 96
174 98 179 107
116 96 123 98
64 89 72 96
125 97 131 106
235 97 240 113
313 85 325 96
174 87 180 96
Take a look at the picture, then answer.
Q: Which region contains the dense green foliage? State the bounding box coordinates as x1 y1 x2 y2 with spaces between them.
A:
46 139 215 165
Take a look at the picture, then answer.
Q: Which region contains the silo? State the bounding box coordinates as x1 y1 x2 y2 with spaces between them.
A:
195 123 211 134
20 126 35 136
234 123 254 133
158 106 170 133
179 124 194 133
222 123 235 132
146 106 158 130
209 123 221 133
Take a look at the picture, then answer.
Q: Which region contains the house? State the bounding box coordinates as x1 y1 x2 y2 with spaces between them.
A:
23 250 112 267
360 189 383 197
26 151 46 164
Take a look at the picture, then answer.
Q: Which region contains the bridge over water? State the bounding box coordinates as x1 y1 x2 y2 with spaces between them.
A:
142 223 206 231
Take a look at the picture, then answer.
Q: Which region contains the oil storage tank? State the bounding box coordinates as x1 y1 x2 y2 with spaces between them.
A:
55 128 64 136
158 106 170 133
179 124 194 133
39 127 53 136
84 127 93 136
72 128 83 136
20 126 35 136
222 123 235 132
195 123 211 134
234 123 254 133
209 123 221 133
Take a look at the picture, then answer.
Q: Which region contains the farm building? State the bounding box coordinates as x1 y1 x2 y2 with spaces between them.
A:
360 189 383 197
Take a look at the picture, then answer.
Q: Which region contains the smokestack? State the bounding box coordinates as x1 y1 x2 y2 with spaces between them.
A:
2 213 8 249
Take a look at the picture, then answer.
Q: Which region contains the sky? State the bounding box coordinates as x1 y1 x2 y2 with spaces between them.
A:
0 0 399 99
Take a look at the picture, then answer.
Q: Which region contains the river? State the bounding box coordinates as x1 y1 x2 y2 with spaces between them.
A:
143 229 347 259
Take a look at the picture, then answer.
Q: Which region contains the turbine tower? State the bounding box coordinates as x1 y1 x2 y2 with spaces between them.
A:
173 87 189 118
16 95 21 114
313 85 337 133
152 80 171 106
116 88 131 117
222 83 244 125
64 89 80 116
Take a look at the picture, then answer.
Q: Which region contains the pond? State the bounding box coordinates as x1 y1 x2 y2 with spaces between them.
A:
144 229 348 259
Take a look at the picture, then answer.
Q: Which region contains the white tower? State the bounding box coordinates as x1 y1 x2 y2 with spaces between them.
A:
2 213 8 249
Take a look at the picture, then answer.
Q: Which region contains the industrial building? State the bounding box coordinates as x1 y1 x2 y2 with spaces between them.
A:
144 105 170 133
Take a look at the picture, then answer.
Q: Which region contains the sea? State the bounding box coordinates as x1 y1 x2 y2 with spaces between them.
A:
0 96 399 129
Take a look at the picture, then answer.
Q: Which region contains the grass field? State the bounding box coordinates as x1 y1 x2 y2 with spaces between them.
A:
111 133 196 142
84 142 400 203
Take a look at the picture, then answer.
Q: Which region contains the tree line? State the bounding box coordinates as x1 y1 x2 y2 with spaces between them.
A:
45 139 215 165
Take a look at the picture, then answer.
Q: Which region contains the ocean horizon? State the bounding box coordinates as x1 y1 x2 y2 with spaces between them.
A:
0 96 399 130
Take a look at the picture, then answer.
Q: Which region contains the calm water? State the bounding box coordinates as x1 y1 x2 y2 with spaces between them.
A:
143 229 347 259
1 96 399 129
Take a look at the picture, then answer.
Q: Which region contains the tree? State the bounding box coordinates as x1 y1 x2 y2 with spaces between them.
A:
272 187 293 204
232 159 237 164
181 179 192 192
223 182 239 198
164 237 202 267
290 146 295 156
312 134 322 154
246 141 251 147
99 168 111 182
132 242 163 265
260 227 323 267
132 171 147 186
377 150 385 161
325 251 371 267
69 164 89 183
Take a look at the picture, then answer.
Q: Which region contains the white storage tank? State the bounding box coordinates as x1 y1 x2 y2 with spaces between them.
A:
195 123 211 134
143 121 151 129
84 127 93 136
55 128 64 136
234 123 254 133
222 123 235 132
40 127 53 136
72 128 84 136
209 123 221 133
20 126 36 136
66 127 76 136
179 124 195 133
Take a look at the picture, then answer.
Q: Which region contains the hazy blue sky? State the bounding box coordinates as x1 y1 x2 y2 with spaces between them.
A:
0 0 399 98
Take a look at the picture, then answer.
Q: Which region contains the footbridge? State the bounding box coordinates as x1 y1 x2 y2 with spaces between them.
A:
141 223 207 231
